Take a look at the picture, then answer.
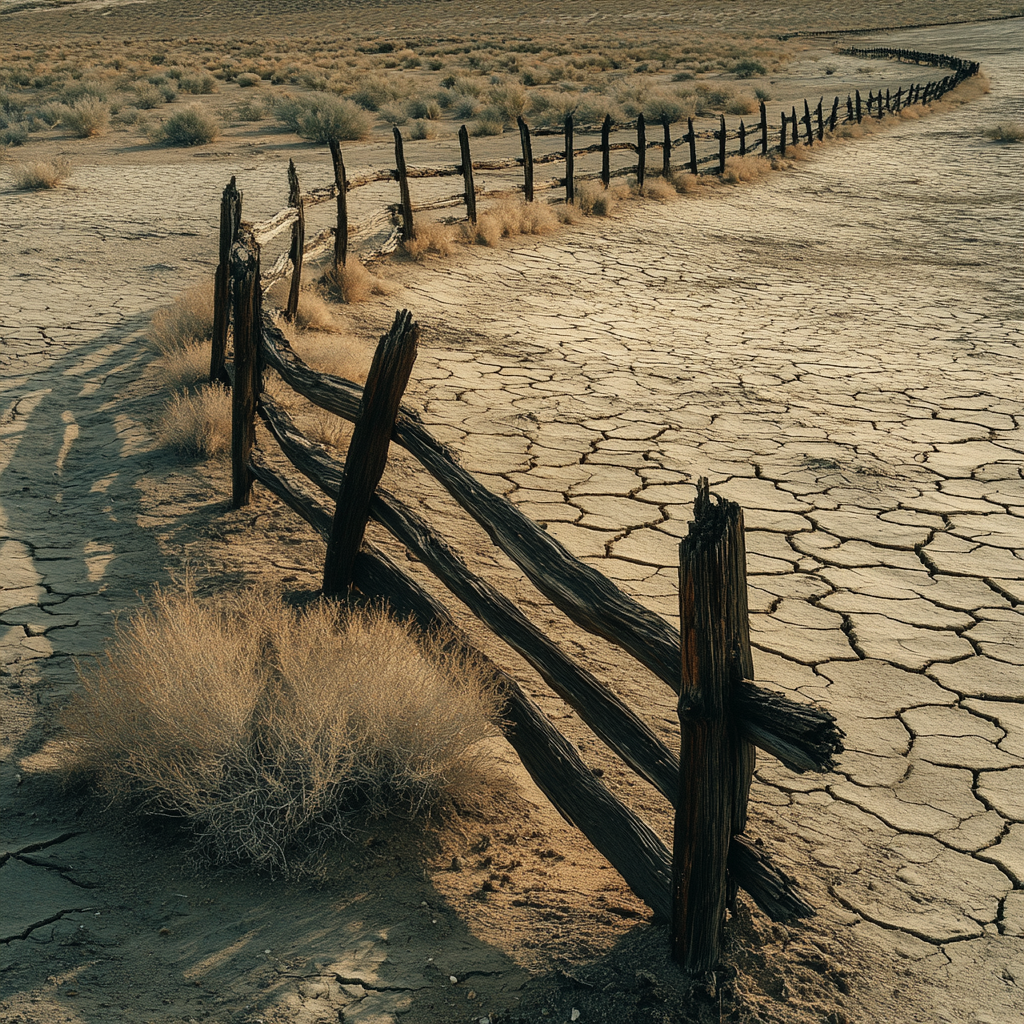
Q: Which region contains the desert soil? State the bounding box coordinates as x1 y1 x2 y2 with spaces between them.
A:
2 8 1023 1024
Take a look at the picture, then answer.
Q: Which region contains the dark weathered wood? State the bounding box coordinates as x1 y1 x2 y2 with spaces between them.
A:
636 113 646 187
259 394 681 804
600 115 612 187
458 125 477 224
211 177 241 384
802 100 813 147
830 96 840 132
285 160 305 322
673 480 755 972
661 116 672 178
738 120 746 157
759 102 768 156
815 100 824 141
686 118 697 175
517 115 534 201
230 235 261 508
564 113 575 203
779 114 787 156
717 115 726 173
791 106 799 146
855 89 863 123
393 127 414 241
728 836 813 921
328 141 348 270
322 310 419 596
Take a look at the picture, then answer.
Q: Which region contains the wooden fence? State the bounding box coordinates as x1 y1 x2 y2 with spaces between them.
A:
202 43 981 971
219 236 845 969
207 45 979 356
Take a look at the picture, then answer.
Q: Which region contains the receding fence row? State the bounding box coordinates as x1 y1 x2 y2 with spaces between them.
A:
207 43 978 356
219 226 845 970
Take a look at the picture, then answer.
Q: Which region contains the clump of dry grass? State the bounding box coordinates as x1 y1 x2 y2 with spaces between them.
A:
631 176 677 201
671 171 709 194
301 407 352 450
463 198 560 244
722 154 772 183
157 384 231 458
290 330 371 382
576 180 628 216
147 282 215 353
320 258 391 304
155 342 210 391
10 156 71 189
404 219 458 259
60 587 504 872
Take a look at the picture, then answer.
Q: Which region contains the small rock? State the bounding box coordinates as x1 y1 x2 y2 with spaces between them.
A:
449 975 458 984
466 990 477 1000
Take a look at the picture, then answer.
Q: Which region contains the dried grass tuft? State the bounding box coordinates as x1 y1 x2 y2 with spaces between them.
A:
148 282 215 354
157 384 231 459
154 342 209 391
59 588 504 873
722 154 772 183
631 176 677 201
301 408 352 450
404 220 458 259
10 157 71 189
290 330 371 383
320 259 391 304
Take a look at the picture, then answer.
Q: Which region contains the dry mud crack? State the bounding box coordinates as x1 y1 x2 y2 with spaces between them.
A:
1 16 1023 1024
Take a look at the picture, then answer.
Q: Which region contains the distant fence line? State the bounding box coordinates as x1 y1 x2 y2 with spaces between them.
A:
208 44 980 362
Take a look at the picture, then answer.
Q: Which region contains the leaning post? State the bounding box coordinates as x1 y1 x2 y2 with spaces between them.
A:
393 126 415 241
210 176 241 384
322 310 420 597
285 160 305 322
458 125 478 224
328 141 348 271
230 232 262 509
518 116 535 201
672 479 756 973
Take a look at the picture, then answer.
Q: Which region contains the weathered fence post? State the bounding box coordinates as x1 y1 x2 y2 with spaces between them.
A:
211 176 241 384
802 100 813 147
230 234 261 509
323 310 420 597
458 125 477 224
636 113 646 187
717 115 726 174
791 106 799 146
829 96 839 132
855 89 863 123
601 114 612 187
672 479 756 972
816 99 824 141
662 115 672 178
564 113 575 204
687 117 698 174
285 160 305 323
738 120 746 157
759 101 768 156
779 114 787 156
393 127 414 241
328 141 348 271
518 116 535 202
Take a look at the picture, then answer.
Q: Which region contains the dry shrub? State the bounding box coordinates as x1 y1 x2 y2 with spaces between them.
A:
301 407 351 450
404 220 458 259
557 203 584 225
155 342 209 390
62 97 110 137
157 384 231 458
898 106 921 121
320 259 390 304
59 589 503 872
671 171 708 194
785 143 813 162
468 198 559 243
575 180 618 216
291 330 371 382
10 157 71 189
269 287 338 331
632 176 677 201
148 282 214 353
722 154 772 183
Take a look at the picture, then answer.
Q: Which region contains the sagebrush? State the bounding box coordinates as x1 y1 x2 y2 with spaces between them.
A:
60 589 504 872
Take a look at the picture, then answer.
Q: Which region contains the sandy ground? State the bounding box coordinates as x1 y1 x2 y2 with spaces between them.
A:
2 13 1023 1024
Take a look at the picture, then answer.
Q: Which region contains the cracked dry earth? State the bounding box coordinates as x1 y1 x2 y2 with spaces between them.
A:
2 16 1023 1024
